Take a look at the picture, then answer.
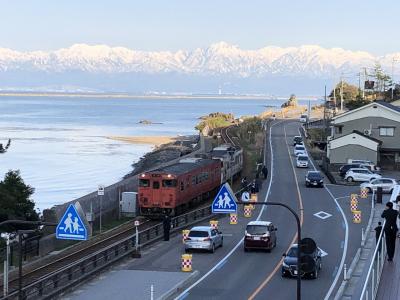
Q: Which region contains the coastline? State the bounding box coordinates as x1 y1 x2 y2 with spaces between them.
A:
0 92 320 101
107 136 176 146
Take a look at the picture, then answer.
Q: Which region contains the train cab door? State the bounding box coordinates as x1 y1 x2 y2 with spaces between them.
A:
152 179 161 206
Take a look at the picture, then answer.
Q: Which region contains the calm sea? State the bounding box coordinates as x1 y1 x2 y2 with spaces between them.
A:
0 96 319 211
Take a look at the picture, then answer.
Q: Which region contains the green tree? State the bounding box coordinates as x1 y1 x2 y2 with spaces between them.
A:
281 94 298 108
0 170 38 231
329 81 359 104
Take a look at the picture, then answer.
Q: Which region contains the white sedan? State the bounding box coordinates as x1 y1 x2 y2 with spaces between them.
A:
294 145 306 156
345 168 382 182
360 178 399 193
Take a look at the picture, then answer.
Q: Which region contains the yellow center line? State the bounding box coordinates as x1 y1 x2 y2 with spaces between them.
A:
248 124 304 300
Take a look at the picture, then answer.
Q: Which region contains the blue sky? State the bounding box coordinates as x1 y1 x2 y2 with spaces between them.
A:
1 0 399 55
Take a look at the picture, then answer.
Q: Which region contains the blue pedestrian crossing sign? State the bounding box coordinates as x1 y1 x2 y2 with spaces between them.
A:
212 183 238 214
56 204 88 241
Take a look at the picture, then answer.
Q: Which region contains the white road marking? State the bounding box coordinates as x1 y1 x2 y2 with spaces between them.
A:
298 128 349 300
318 247 329 257
314 211 333 220
174 120 284 299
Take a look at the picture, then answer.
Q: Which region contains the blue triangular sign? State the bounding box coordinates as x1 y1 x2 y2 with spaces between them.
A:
212 183 238 214
56 204 88 241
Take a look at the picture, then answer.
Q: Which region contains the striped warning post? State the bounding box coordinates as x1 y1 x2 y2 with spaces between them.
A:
360 188 368 199
182 229 190 243
230 213 238 225
181 254 192 272
210 220 219 230
350 193 358 202
353 210 362 224
350 201 358 212
244 205 252 218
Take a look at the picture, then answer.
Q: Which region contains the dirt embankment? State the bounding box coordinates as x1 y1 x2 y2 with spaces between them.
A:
122 135 200 178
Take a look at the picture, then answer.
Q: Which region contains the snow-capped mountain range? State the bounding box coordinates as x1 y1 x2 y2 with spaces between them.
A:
0 42 398 94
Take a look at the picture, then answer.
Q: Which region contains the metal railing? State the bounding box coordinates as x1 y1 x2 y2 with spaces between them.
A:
359 220 386 300
1 204 217 300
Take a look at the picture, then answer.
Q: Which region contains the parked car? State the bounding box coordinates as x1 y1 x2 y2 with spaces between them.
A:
244 221 277 252
347 159 381 172
296 155 309 168
360 178 399 193
339 164 363 177
305 171 324 187
299 114 308 123
184 226 223 253
281 244 322 279
294 144 306 156
344 168 382 183
293 136 303 146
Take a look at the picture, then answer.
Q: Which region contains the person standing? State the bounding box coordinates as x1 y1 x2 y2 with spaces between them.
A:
375 221 383 252
163 213 171 241
381 202 398 261
262 165 268 179
241 177 247 190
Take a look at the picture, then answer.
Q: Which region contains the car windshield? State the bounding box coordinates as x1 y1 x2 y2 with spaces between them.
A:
287 247 298 257
246 225 268 235
296 146 305 151
298 156 308 161
308 172 321 179
189 230 209 237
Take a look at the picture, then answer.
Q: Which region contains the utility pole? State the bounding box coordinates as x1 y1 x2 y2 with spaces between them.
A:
363 67 367 99
392 58 397 100
340 75 344 111
358 72 361 99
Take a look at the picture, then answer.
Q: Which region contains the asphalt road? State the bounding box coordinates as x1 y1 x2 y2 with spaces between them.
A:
122 120 371 300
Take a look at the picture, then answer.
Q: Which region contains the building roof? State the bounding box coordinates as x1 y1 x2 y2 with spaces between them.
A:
332 101 400 123
375 100 400 113
352 130 383 145
150 158 217 176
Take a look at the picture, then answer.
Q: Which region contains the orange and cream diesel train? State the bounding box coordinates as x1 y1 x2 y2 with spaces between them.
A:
138 145 243 217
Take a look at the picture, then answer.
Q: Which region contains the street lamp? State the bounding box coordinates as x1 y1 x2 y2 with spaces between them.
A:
238 201 302 300
0 220 57 300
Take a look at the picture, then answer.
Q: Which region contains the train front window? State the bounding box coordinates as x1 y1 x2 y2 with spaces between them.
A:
139 179 150 187
162 179 177 188
153 181 160 189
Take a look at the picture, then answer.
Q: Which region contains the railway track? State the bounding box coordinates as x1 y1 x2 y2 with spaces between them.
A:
1 218 157 296
220 125 238 147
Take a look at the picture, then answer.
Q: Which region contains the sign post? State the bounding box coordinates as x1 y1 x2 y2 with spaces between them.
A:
98 185 105 233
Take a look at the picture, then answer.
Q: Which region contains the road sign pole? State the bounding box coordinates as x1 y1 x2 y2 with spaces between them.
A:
98 185 105 234
238 201 302 300
135 224 139 253
99 194 103 233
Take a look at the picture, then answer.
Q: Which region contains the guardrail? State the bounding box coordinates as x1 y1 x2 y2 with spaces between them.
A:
359 220 386 300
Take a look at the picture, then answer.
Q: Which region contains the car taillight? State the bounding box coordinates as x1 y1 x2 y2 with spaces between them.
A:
203 237 211 241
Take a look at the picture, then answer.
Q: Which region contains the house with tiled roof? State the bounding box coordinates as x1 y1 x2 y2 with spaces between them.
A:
327 101 400 169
